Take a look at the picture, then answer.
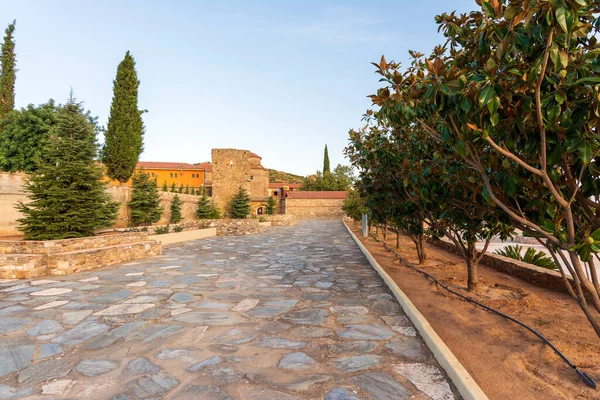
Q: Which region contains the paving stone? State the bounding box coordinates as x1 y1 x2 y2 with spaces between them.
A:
384 336 427 360
394 363 454 400
231 298 260 312
349 372 411 400
125 373 179 399
30 288 72 296
52 319 110 345
93 303 155 316
325 387 363 400
89 290 131 304
337 324 394 340
329 306 369 316
83 321 145 350
255 336 307 349
278 352 316 370
0 344 35 377
371 299 402 316
237 386 305 400
26 319 63 336
41 379 76 395
170 292 195 303
282 374 331 391
39 343 63 359
0 385 33 399
76 359 119 376
288 326 333 338
174 311 248 325
247 299 299 318
173 385 232 400
62 310 93 325
186 355 224 372
125 324 183 343
193 301 232 309
326 341 377 354
333 355 383 372
214 328 256 344
18 358 75 384
281 308 329 325
0 318 30 334
123 357 161 376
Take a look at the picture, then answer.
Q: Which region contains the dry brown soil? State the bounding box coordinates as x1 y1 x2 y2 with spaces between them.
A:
348 221 600 400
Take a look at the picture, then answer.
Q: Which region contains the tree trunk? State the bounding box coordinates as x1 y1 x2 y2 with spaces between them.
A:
415 235 427 264
383 225 387 241
466 241 479 291
396 230 400 250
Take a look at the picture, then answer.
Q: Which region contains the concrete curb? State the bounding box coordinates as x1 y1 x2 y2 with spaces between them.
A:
343 220 488 400
156 228 217 245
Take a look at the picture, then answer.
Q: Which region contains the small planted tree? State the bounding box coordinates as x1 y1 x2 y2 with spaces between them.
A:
265 196 277 215
129 170 162 226
196 188 220 219
178 184 183 194
170 194 183 223
170 182 176 193
162 181 168 192
228 186 250 219
184 184 190 194
17 94 118 239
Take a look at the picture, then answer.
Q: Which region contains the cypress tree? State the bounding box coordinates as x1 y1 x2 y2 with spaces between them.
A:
128 171 162 226
17 94 119 239
103 51 144 184
265 196 277 215
0 21 16 132
170 194 183 223
228 186 251 219
323 144 330 175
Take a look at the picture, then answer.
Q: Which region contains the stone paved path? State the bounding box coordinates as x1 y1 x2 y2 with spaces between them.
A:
0 221 458 399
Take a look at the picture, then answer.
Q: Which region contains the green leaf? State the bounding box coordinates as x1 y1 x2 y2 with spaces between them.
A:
591 227 600 241
490 112 499 126
579 141 593 163
556 7 568 33
455 140 468 157
573 76 600 85
478 85 495 109
482 2 496 18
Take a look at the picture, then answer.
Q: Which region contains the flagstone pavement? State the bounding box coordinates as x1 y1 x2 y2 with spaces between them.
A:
0 220 459 400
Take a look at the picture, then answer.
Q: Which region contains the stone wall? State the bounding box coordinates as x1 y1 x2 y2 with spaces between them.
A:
430 239 573 294
158 191 199 224
267 214 297 226
146 218 266 237
0 172 28 236
0 232 161 279
285 198 346 219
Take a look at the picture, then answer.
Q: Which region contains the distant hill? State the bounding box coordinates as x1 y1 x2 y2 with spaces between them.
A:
269 169 304 184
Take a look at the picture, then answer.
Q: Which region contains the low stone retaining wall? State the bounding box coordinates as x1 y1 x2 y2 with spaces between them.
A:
267 214 297 226
0 233 161 279
144 219 267 237
430 239 572 294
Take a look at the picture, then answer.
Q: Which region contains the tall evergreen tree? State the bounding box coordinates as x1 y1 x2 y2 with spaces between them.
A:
102 51 144 184
17 94 119 239
170 194 183 223
265 196 277 215
0 21 16 132
228 186 251 219
323 144 330 175
195 188 220 219
128 170 162 226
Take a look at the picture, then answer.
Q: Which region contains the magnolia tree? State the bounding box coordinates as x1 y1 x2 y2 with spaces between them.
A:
368 0 600 336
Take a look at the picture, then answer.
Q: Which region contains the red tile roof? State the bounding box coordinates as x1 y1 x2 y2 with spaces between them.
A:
286 191 347 199
194 162 212 172
269 183 302 189
137 161 203 170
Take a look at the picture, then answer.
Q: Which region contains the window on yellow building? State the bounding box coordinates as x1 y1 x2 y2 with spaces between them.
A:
175 173 178 178
170 173 173 178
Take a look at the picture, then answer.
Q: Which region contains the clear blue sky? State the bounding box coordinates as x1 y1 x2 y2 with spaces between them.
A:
3 0 475 176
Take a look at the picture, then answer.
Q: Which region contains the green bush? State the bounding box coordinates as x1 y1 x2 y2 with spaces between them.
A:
173 225 184 232
155 225 170 234
495 245 558 271
265 196 277 215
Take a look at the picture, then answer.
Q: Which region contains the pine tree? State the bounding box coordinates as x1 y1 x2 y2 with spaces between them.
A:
162 181 168 192
0 21 16 132
195 188 220 219
102 51 144 184
228 186 250 219
323 144 330 175
178 184 183 193
184 184 189 194
17 94 119 239
170 194 183 223
265 196 277 215
128 171 162 226
170 182 176 192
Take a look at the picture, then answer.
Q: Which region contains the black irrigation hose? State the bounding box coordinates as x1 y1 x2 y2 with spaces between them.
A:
371 234 597 389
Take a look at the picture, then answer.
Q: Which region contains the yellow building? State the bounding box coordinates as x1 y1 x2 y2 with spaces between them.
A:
105 161 208 191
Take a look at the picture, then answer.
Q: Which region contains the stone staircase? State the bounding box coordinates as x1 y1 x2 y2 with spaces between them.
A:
0 233 161 279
